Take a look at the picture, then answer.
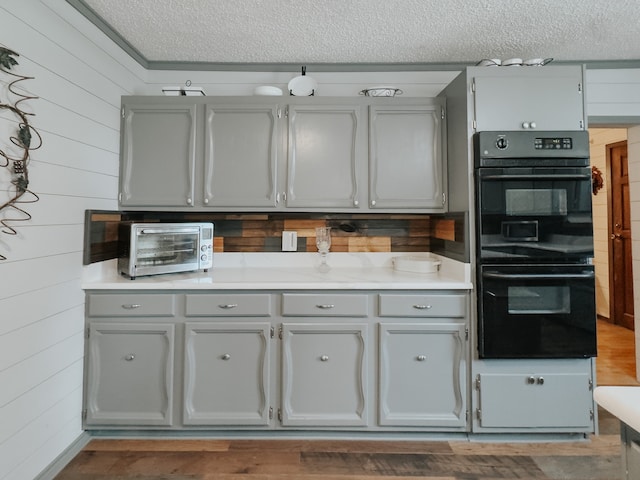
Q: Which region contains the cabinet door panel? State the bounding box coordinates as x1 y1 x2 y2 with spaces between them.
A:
478 373 592 428
86 323 174 426
120 104 196 207
474 73 584 131
281 323 368 426
287 105 363 209
183 322 271 425
379 323 466 427
369 104 444 209
204 104 278 207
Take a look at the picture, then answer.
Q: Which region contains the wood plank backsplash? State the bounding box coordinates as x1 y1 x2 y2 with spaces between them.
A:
84 210 466 264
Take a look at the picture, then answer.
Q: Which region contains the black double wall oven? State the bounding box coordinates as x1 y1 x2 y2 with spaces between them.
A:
474 131 597 359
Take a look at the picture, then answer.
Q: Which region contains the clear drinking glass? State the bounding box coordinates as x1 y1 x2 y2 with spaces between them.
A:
315 227 331 272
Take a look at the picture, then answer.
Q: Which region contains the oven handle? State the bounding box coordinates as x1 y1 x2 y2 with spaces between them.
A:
482 271 595 280
480 173 591 181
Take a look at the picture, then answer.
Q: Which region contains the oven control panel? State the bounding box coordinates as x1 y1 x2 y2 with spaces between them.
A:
534 137 573 150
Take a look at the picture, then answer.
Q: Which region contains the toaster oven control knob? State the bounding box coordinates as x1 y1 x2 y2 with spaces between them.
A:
201 254 207 261
496 137 508 150
201 245 207 252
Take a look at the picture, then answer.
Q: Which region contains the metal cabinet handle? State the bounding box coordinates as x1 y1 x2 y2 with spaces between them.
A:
187 197 192 205
413 304 432 310
527 376 536 385
125 353 135 361
371 200 376 207
221 353 231 360
316 304 335 309
218 304 238 309
537 376 545 385
320 355 329 362
121 304 141 309
204 198 209 204
416 355 427 361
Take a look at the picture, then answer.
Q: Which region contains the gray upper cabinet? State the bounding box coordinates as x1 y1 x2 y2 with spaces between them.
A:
203 103 279 208
472 65 586 131
119 96 445 212
369 101 446 211
286 104 364 209
120 103 197 207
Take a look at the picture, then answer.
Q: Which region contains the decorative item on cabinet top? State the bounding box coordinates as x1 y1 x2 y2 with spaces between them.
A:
84 210 467 265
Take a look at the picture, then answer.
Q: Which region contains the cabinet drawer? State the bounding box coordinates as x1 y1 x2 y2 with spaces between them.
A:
88 294 175 317
282 294 369 317
378 294 466 318
185 294 272 317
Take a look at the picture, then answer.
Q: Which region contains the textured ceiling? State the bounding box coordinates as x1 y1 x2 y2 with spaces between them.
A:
73 0 640 66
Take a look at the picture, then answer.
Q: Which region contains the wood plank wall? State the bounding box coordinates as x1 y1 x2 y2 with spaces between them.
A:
85 211 466 264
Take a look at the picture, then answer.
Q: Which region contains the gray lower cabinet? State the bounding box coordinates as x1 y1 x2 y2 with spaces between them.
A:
377 293 468 429
85 322 175 426
280 322 369 427
378 323 466 428
183 322 271 425
84 290 472 432
473 360 595 432
368 101 446 211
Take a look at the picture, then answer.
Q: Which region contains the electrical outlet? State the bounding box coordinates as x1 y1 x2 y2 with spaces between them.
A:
282 231 297 251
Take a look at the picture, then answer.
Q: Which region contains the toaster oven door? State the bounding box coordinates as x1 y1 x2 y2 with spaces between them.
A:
134 226 201 276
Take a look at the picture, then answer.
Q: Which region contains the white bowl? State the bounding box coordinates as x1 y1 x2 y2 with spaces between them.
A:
254 86 283 96
524 58 544 66
477 58 501 66
503 58 523 66
392 254 441 274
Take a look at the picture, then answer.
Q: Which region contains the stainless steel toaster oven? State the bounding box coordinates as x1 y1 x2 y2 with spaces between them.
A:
118 222 213 279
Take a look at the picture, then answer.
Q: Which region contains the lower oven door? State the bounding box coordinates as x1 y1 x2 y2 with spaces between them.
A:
478 264 596 358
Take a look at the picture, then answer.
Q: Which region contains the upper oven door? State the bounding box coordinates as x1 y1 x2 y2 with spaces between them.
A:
478 264 597 359
476 166 593 263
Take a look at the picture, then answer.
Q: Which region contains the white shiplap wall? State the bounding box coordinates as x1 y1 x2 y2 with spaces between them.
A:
0 1 144 479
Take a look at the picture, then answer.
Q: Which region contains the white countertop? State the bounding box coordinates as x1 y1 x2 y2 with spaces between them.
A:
594 386 640 432
82 253 473 290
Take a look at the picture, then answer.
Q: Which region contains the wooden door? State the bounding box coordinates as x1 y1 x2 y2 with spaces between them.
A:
608 141 635 330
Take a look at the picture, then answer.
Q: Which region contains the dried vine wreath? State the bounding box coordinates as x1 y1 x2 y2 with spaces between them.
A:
0 46 41 260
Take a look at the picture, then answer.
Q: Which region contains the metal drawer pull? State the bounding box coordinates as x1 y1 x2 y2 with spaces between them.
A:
316 304 335 309
413 304 432 310
320 355 330 362
416 355 427 361
125 354 135 361
218 304 238 309
122 304 141 309
221 353 231 360
527 376 536 385
537 377 544 385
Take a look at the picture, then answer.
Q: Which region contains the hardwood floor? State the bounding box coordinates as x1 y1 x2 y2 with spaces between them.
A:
596 318 638 386
54 319 636 480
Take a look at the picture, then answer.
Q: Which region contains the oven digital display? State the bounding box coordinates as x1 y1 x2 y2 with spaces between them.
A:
534 137 573 149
